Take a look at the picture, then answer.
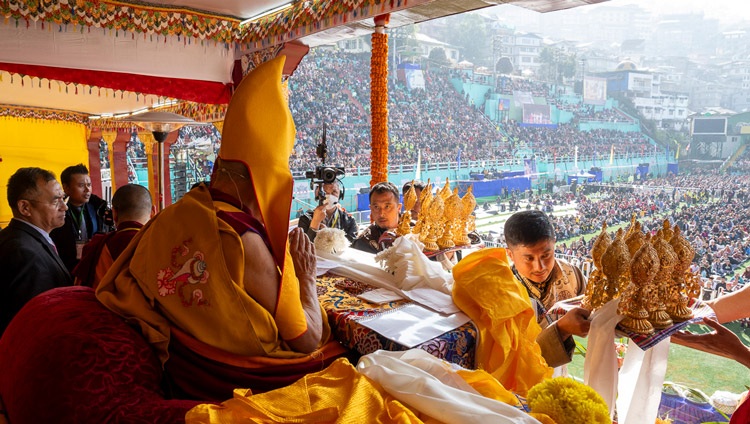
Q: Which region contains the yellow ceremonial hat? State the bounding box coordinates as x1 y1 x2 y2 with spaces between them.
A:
219 55 295 271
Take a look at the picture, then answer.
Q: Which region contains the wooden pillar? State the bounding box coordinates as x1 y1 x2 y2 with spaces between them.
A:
86 128 103 197
141 130 178 208
109 129 132 191
163 131 178 206
140 132 157 208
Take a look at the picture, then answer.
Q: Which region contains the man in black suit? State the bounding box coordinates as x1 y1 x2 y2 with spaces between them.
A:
50 164 113 273
0 167 73 335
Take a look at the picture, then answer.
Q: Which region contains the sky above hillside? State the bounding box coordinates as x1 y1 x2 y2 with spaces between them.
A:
593 0 750 24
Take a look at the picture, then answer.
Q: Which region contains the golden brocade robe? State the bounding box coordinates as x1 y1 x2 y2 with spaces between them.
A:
96 185 329 365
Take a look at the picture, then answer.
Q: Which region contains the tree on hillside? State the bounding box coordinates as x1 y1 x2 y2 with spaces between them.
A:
428 47 451 66
391 25 420 65
425 13 491 67
496 57 514 75
539 47 577 83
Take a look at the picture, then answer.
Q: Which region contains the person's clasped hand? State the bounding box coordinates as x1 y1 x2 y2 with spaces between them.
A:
556 307 591 339
289 227 316 279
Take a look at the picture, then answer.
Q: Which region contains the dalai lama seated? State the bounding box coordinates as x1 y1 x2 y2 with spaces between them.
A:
95 56 347 401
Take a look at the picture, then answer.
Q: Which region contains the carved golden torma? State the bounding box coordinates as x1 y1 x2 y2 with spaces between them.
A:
396 179 476 252
582 216 699 335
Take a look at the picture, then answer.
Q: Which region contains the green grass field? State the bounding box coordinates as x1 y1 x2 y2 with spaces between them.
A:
567 321 750 396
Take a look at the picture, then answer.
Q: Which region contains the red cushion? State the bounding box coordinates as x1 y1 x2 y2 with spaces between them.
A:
0 286 201 423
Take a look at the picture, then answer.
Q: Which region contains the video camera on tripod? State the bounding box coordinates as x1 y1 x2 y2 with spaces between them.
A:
305 123 345 205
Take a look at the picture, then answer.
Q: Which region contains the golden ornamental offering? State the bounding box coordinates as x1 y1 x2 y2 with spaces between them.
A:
661 219 674 242
417 181 434 245
438 177 451 201
438 188 460 249
624 213 638 238
598 228 631 306
582 222 611 310
412 179 475 252
397 180 418 237
585 216 703 335
667 225 699 322
625 220 646 257
619 236 658 335
454 185 476 246
423 190 443 251
648 229 676 329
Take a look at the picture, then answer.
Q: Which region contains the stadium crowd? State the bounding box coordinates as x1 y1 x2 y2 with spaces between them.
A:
110 49 658 191
504 122 651 161
285 50 653 176
555 171 750 287
480 169 750 290
288 50 507 174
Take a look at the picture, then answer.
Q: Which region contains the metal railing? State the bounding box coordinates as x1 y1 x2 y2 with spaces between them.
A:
290 152 661 180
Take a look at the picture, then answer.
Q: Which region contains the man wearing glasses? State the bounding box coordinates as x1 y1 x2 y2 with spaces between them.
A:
0 167 73 335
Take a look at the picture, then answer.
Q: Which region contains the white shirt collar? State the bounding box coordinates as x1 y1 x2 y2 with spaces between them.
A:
13 218 56 246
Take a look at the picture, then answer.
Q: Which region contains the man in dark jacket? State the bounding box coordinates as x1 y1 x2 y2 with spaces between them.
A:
0 167 73 335
50 164 113 273
351 182 402 254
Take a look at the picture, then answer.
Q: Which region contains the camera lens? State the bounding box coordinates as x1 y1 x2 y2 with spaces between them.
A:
322 168 336 183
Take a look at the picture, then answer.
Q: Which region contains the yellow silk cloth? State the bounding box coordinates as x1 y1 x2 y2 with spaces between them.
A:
456 368 521 407
185 358 421 424
451 248 553 396
219 55 296 284
96 185 326 365
185 357 525 423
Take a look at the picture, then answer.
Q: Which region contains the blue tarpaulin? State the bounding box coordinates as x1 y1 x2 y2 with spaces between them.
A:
457 177 531 198
667 163 679 176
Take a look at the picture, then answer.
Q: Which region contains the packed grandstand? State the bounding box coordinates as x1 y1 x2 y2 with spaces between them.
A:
111 48 750 295
287 50 656 175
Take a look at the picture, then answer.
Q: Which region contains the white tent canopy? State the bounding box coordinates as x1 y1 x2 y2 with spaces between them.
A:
0 0 608 116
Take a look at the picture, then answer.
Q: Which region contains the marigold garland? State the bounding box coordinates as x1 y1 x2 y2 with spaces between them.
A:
369 29 389 186
527 377 610 424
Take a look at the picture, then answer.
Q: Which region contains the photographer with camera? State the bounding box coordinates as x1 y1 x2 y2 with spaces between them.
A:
299 123 357 242
297 180 358 243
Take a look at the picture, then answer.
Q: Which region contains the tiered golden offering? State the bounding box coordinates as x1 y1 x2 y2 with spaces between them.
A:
619 233 658 335
582 216 699 335
397 178 475 252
